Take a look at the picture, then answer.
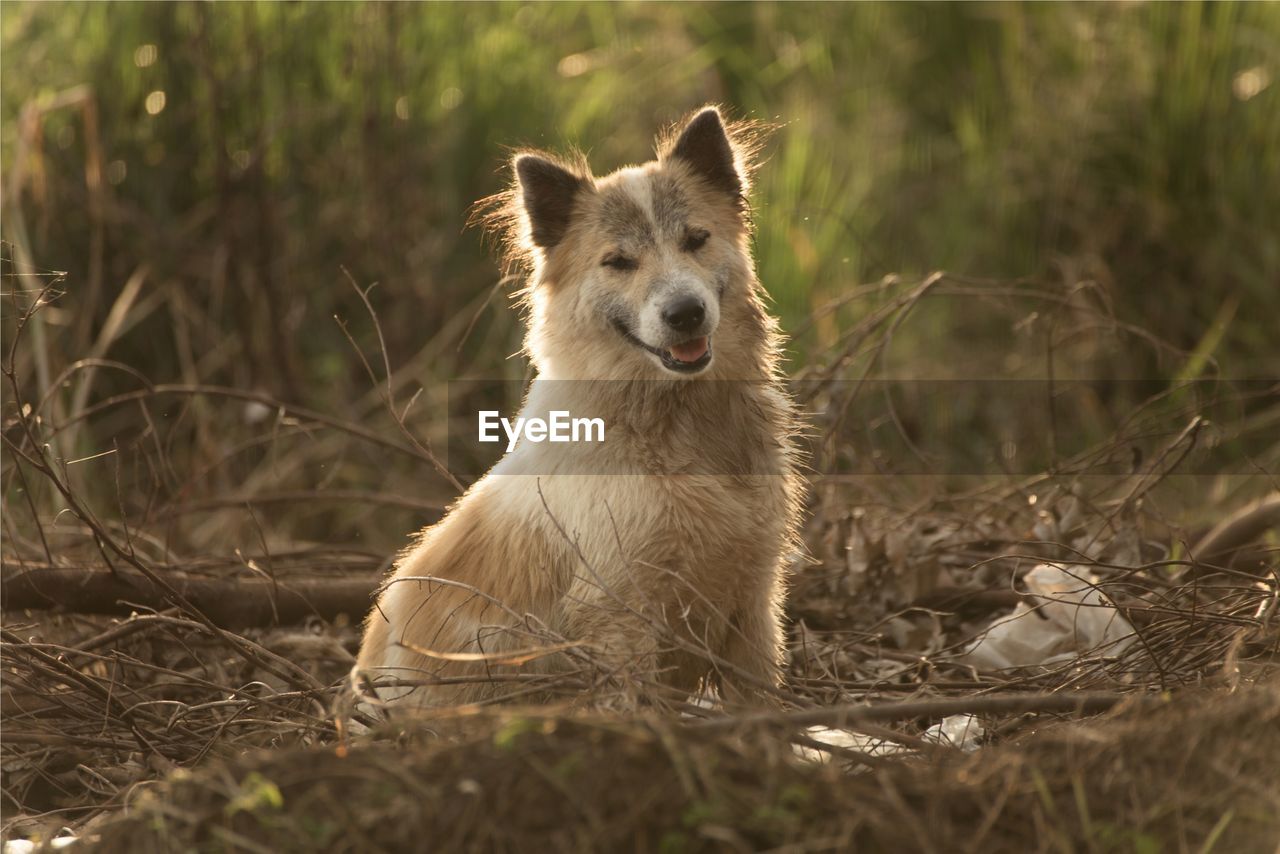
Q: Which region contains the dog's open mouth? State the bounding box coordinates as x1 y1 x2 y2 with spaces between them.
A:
611 318 713 374
657 335 713 372
667 336 710 365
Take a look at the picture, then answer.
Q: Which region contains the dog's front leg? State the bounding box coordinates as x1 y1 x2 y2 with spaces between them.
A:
714 575 787 707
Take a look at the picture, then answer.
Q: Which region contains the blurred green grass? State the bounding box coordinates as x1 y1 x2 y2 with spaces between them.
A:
5 2 1278 384
2 2 1277 547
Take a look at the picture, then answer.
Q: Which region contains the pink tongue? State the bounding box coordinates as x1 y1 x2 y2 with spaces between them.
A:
668 337 709 363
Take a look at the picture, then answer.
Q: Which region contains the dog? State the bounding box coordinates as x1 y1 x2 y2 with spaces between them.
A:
354 107 803 712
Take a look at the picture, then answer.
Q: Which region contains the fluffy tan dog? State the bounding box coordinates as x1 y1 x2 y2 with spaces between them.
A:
355 107 803 711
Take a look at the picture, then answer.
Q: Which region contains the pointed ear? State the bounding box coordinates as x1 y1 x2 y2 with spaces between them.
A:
514 154 587 249
667 107 741 200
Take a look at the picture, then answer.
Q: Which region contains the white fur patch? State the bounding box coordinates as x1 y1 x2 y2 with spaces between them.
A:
615 167 656 224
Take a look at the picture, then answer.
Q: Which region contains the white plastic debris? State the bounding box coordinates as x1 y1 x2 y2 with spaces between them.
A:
796 712 985 764
959 563 1135 670
4 838 77 853
794 725 907 763
922 713 984 752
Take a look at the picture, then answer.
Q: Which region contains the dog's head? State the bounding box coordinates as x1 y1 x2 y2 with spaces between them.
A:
486 107 772 381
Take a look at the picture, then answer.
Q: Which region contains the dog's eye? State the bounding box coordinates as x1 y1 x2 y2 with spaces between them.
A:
601 253 638 271
682 229 710 253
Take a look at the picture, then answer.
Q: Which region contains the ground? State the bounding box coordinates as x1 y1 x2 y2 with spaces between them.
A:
4 479 1278 852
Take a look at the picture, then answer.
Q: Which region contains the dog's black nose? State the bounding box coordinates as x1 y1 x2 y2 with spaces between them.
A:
662 296 705 332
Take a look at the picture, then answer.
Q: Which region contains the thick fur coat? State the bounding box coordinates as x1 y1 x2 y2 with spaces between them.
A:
355 107 804 711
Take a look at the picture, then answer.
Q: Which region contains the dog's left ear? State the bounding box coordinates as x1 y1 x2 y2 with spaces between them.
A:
667 107 742 201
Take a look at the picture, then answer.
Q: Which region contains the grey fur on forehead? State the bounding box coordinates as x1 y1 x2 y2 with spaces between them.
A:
649 174 690 235
596 188 654 245
594 174 691 245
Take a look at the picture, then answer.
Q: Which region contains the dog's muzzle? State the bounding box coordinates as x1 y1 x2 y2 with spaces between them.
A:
610 316 713 374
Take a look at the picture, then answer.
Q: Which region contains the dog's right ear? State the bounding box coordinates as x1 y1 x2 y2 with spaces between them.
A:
514 154 587 250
